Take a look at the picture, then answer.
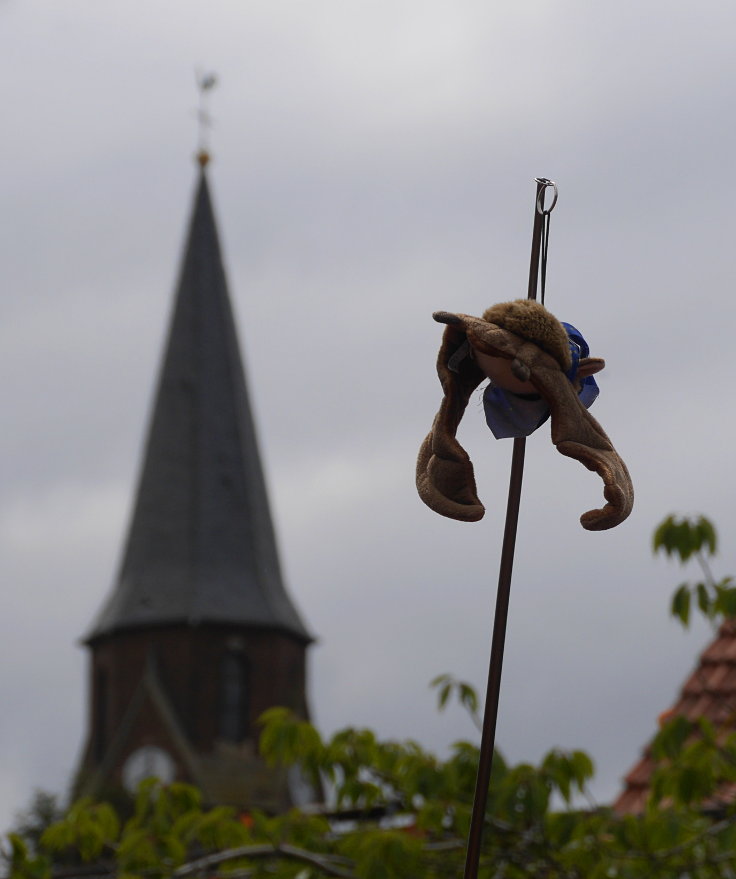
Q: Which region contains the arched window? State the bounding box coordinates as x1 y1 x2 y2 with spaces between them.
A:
94 668 108 762
218 651 249 742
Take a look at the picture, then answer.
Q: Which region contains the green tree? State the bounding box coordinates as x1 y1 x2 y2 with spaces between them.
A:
7 792 64 859
7 515 736 878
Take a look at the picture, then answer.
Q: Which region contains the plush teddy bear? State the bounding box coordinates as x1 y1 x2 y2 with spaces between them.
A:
416 299 633 531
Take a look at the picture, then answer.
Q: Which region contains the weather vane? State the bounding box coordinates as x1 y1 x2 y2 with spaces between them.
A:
195 70 218 166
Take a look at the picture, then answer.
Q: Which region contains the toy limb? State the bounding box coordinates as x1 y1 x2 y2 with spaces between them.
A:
415 322 486 521
529 358 634 530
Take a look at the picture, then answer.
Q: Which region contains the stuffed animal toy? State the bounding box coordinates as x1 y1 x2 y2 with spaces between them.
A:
416 299 633 531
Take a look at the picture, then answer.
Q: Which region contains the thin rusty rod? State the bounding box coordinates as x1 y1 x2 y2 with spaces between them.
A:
462 179 546 879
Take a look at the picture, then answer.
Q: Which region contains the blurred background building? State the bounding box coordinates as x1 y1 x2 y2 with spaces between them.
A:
73 154 314 812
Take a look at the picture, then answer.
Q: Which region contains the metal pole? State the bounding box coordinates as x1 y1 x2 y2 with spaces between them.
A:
462 179 549 879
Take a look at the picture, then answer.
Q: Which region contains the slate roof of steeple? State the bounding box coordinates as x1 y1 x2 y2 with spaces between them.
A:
87 166 311 644
614 620 736 814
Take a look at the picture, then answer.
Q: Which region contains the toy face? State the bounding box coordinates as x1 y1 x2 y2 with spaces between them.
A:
470 347 536 395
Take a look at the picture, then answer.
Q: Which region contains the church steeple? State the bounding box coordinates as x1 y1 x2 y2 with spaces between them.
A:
87 166 310 644
75 163 314 811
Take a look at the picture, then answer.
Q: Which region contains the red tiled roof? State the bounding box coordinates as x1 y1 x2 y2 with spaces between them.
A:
613 620 736 814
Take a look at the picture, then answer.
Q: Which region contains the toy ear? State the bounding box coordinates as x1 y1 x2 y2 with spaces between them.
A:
577 357 605 378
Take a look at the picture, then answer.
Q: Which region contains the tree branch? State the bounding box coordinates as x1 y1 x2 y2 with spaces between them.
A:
172 843 356 879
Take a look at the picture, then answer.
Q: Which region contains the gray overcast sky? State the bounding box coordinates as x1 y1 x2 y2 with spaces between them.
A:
1 0 734 830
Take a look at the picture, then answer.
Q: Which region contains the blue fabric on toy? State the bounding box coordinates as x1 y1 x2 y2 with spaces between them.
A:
483 322 599 439
561 322 599 409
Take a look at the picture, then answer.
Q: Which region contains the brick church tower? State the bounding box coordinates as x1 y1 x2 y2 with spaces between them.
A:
74 157 314 812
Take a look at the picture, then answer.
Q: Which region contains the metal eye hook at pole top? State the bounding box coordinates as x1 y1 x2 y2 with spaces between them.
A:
535 177 558 215
532 177 557 305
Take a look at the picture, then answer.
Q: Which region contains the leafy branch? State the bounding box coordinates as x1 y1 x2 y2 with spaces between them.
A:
654 514 736 627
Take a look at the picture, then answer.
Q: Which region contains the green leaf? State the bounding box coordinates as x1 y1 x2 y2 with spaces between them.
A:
715 584 736 618
676 766 710 804
8 833 29 863
696 516 718 555
695 581 711 615
653 515 691 559
459 683 478 715
670 584 691 626
653 514 719 564
651 715 692 760
116 826 159 871
429 673 449 689
340 829 422 879
430 674 453 712
39 822 73 853
132 777 159 823
696 716 716 746
570 750 595 788
94 803 120 845
166 782 202 815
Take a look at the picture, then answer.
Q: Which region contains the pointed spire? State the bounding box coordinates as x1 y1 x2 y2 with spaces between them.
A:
87 167 311 643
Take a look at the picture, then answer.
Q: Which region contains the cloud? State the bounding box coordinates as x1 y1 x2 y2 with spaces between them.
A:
3 0 736 834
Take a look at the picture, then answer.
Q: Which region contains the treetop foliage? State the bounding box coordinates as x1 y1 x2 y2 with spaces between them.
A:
6 515 736 878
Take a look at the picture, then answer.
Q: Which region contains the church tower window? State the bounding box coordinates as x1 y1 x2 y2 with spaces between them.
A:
94 668 108 762
218 651 249 742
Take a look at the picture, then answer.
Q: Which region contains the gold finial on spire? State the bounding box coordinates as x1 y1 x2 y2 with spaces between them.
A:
195 70 218 167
